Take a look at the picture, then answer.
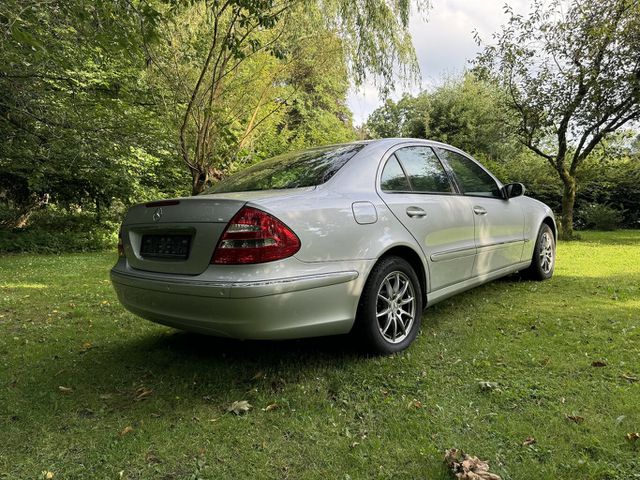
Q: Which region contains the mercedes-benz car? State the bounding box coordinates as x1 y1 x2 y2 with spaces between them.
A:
111 139 556 353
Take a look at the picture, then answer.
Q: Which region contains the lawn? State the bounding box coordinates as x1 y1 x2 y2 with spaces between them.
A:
1 231 639 480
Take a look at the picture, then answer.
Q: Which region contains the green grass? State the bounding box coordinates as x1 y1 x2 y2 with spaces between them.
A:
1 231 639 480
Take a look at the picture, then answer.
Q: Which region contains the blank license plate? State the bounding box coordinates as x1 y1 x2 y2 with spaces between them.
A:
140 234 191 259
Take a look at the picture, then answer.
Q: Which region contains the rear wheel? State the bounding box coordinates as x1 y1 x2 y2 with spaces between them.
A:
355 256 422 354
524 223 555 280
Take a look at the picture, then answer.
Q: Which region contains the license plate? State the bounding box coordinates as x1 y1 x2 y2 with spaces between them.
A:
140 234 191 259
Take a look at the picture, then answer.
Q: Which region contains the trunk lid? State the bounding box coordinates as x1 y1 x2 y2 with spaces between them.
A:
121 188 313 275
122 197 246 275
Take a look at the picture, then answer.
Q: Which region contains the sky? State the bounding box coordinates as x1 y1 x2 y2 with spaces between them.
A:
347 0 529 125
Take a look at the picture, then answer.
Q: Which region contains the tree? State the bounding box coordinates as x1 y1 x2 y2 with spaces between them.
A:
365 74 518 161
139 0 429 194
475 0 640 238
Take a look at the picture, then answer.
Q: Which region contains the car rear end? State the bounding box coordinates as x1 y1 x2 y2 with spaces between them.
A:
110 144 372 339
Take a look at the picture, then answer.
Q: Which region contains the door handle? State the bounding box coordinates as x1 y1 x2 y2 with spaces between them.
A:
406 206 427 218
473 206 487 216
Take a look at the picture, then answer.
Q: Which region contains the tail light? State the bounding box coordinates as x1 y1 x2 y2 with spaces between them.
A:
212 206 300 264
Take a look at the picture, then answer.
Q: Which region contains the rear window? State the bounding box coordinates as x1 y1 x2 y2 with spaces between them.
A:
205 144 365 194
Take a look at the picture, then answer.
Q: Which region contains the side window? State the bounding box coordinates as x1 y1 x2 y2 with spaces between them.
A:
394 146 453 193
437 148 501 198
380 155 411 192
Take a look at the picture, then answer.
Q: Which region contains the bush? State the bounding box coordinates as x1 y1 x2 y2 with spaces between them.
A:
0 208 118 254
577 203 624 231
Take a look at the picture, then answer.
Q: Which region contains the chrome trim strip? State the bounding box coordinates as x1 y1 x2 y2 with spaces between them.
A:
430 246 477 262
476 239 525 252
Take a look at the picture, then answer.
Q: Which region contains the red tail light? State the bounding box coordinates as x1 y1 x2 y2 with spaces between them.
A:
212 206 301 264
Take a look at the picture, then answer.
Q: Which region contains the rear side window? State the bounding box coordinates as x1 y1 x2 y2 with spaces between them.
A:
437 148 501 198
380 155 411 191
394 146 453 193
205 144 365 193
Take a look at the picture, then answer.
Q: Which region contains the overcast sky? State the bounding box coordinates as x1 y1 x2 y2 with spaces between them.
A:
347 0 530 125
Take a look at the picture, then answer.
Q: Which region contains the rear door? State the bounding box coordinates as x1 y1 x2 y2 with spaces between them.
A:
377 145 476 292
436 148 525 276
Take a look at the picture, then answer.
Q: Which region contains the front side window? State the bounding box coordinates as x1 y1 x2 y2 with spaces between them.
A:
205 144 365 193
437 148 501 198
394 146 453 193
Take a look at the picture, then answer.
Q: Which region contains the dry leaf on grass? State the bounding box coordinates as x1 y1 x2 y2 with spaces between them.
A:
134 387 153 402
407 399 422 409
478 381 499 391
591 360 607 367
566 414 585 424
227 400 252 415
120 425 134 436
444 449 502 480
522 436 536 446
42 471 54 480
625 432 640 442
263 403 278 412
58 386 73 394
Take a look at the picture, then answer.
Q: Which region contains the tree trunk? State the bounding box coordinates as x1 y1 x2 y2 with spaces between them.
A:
560 173 577 239
191 168 209 196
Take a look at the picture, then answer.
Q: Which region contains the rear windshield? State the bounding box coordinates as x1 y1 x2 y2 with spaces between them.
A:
204 144 364 194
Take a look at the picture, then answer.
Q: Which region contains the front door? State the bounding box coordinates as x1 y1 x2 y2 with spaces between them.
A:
377 145 477 292
436 148 525 276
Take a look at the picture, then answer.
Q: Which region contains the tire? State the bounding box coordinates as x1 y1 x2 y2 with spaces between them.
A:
354 256 423 354
523 223 556 280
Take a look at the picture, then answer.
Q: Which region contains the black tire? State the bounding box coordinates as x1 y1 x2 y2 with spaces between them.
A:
523 223 556 280
354 256 423 354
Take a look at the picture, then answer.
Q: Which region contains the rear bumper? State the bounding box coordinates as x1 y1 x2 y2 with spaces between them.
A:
110 263 370 339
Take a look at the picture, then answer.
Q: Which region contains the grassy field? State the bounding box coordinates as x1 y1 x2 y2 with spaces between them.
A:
1 231 639 480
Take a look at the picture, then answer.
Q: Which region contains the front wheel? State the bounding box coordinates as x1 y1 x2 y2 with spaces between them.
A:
354 256 423 354
524 223 555 280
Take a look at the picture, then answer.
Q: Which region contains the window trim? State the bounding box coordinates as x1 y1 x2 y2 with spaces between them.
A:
379 145 458 196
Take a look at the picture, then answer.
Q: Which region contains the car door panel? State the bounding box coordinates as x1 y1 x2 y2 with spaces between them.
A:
436 147 526 277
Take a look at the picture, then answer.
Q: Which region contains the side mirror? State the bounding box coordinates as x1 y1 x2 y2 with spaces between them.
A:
502 182 525 199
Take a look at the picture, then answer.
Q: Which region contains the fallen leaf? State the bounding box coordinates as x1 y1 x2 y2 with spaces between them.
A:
522 436 536 446
566 414 585 424
625 432 640 442
134 387 153 402
407 399 422 409
79 342 92 353
263 403 278 412
591 360 607 367
227 400 252 415
478 381 499 391
42 471 54 480
444 448 502 480
58 386 73 394
120 425 134 436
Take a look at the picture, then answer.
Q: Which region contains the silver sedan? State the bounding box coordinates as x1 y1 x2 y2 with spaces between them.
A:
111 139 556 353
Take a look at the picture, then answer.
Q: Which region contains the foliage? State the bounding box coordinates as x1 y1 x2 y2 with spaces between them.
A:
577 203 624 231
0 208 118 253
2 230 639 478
0 0 189 230
474 0 640 238
365 74 520 161
139 0 427 194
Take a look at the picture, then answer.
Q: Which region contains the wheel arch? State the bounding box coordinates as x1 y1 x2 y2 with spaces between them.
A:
542 216 557 242
374 245 428 303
